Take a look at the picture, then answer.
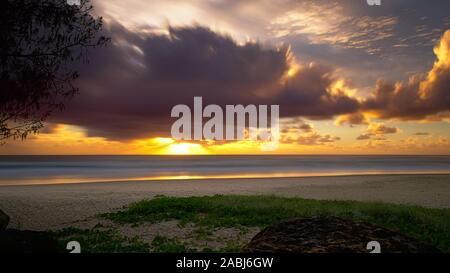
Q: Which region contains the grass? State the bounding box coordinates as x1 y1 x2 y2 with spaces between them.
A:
150 235 242 253
100 195 450 252
151 235 190 253
52 225 149 253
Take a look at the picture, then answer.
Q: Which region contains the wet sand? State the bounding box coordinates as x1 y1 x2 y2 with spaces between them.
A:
0 174 449 230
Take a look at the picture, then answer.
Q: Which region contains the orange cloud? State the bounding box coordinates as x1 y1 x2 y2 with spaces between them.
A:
364 30 450 120
335 113 369 127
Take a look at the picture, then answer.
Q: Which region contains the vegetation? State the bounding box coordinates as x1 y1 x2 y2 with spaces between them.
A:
52 195 450 252
53 225 148 253
101 195 450 252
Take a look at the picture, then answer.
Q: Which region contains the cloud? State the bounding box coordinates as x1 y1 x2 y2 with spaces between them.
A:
397 136 450 153
356 134 371 141
351 134 450 154
49 22 359 140
367 123 399 135
275 62 360 119
282 132 341 146
268 1 398 54
51 23 288 139
335 113 369 127
47 19 450 142
356 122 399 141
280 119 340 146
363 30 450 120
298 123 313 133
280 119 313 134
415 132 430 136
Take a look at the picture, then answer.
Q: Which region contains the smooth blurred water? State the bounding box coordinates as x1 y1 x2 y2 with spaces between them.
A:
0 155 449 185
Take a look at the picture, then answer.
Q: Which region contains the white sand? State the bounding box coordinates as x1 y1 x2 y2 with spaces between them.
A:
0 174 449 230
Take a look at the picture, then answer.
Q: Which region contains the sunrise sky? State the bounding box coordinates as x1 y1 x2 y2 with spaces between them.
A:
2 0 450 155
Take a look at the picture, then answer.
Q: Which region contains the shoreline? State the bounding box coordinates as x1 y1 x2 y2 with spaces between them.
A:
0 174 449 230
2 171 450 187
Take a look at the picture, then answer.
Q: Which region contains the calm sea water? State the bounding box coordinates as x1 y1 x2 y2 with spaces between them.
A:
0 155 449 186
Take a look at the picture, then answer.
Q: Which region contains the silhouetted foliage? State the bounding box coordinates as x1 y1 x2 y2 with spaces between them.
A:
0 0 108 142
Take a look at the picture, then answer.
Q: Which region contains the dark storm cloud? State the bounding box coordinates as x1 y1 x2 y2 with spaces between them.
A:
51 22 288 139
50 21 360 140
275 63 360 119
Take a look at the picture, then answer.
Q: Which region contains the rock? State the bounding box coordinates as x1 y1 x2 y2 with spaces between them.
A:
0 229 62 253
244 217 441 253
0 209 9 230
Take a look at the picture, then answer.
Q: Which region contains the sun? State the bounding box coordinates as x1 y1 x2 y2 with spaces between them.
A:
152 138 210 155
164 142 209 155
154 137 175 145
133 137 210 155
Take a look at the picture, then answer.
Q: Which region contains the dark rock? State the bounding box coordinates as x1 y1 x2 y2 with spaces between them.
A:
0 229 62 253
244 217 441 253
0 209 9 230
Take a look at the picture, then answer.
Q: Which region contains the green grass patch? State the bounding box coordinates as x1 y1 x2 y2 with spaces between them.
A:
149 235 241 253
151 235 190 253
100 195 450 252
52 226 149 253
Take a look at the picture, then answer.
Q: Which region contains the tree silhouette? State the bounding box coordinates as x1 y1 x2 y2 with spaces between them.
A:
0 0 108 142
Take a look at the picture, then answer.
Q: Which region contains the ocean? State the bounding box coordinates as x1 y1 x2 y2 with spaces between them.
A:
0 155 449 186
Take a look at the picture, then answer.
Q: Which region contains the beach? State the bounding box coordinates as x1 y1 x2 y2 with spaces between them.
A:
0 174 449 231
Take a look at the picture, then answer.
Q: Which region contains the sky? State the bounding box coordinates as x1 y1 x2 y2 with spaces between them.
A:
2 0 450 155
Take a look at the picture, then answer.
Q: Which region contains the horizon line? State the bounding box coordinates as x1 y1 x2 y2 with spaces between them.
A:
1 154 450 156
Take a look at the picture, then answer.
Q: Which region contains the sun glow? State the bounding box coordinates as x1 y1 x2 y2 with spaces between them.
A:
154 137 175 145
134 137 209 155
163 142 209 155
